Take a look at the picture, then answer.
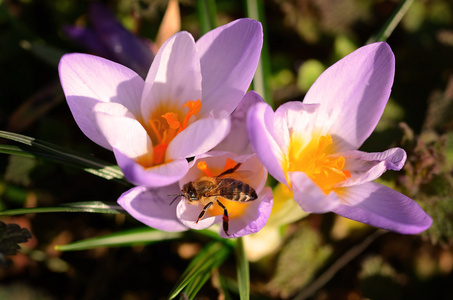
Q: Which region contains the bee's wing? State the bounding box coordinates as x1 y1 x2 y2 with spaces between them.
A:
206 178 256 202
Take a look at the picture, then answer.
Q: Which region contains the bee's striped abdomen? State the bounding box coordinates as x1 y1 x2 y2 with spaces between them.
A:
215 178 258 202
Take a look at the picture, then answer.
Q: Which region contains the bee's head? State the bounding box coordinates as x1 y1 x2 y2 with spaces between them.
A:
182 182 198 202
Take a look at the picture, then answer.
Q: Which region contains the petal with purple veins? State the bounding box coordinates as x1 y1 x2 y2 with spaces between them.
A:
332 182 432 234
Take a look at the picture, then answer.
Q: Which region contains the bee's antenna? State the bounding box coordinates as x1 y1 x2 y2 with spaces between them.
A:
168 194 182 206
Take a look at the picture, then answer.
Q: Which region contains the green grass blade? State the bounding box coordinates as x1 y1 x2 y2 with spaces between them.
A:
55 227 183 251
0 201 124 216
218 274 234 300
0 144 37 158
197 0 217 35
0 130 129 185
367 0 414 43
235 237 250 300
183 269 212 299
168 241 232 299
246 0 273 108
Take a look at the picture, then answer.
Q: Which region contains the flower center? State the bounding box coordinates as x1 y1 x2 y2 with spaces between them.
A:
196 158 249 218
287 134 350 194
148 100 201 165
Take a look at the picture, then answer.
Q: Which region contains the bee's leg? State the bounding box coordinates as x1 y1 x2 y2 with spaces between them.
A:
216 199 230 236
196 202 213 224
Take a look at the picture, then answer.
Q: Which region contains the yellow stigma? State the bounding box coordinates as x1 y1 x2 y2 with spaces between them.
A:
286 134 350 194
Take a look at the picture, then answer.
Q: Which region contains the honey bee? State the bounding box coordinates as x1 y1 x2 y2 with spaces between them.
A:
175 163 258 236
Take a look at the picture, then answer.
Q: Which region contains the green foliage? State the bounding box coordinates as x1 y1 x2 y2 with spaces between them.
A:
398 76 453 245
0 201 124 217
169 241 232 299
297 59 325 93
1 0 453 298
55 227 182 251
268 223 332 298
235 237 250 300
4 155 37 186
359 255 402 300
0 130 129 185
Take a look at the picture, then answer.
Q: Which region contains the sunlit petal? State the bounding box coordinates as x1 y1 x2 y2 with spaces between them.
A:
141 32 202 122
197 18 263 117
247 102 287 185
59 53 144 149
332 182 432 234
118 185 188 232
304 42 395 150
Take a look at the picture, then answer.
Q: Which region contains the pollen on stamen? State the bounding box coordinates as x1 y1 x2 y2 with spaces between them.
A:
161 112 181 130
223 158 237 171
145 100 203 167
197 161 213 177
287 133 351 194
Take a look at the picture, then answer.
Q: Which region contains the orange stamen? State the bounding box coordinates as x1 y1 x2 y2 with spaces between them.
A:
161 112 182 130
152 144 168 165
146 100 202 166
287 134 351 194
223 158 237 171
182 100 201 129
148 119 162 143
197 161 213 177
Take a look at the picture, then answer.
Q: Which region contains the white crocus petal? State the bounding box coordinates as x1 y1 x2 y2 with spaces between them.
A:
141 31 202 122
166 115 231 160
114 149 189 188
59 53 144 149
337 147 407 187
290 171 341 213
177 200 222 230
93 102 152 159
218 187 273 238
117 185 188 232
274 101 320 150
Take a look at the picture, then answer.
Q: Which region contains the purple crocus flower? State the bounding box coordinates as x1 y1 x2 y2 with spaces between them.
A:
247 42 432 234
59 18 263 188
117 91 273 238
118 150 273 238
63 2 154 78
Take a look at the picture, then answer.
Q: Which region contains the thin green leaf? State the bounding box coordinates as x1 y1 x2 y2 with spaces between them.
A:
55 227 183 251
183 269 212 299
197 0 217 35
0 130 130 185
218 274 235 300
246 0 273 108
0 201 124 217
0 144 36 158
168 241 232 299
235 237 250 300
367 0 414 43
